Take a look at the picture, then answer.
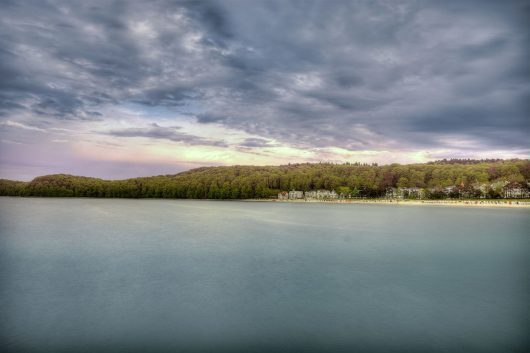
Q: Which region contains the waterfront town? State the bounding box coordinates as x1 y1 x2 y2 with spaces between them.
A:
278 181 530 200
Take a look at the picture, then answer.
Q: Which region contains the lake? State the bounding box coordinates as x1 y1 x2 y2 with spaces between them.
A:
0 198 528 353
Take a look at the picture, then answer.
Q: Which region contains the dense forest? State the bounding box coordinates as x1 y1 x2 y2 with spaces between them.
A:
1 159 529 199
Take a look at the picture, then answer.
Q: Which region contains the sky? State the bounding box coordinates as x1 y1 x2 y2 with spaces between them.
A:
0 0 529 180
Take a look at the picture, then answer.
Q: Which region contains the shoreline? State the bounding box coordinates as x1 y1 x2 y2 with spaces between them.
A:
2 196 529 208
244 198 530 208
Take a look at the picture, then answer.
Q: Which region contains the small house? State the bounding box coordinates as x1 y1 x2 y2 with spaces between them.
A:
288 190 304 199
278 191 289 200
304 190 317 199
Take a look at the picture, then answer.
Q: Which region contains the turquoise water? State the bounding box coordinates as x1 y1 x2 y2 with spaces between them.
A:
0 198 528 353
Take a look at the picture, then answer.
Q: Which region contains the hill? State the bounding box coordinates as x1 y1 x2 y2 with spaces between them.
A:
1 159 529 199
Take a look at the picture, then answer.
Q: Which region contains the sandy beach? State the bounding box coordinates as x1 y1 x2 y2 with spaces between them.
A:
245 198 530 208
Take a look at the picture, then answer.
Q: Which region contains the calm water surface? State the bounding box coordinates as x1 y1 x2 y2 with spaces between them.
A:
0 198 529 353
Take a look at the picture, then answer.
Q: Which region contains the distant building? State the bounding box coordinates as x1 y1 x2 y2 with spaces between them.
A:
288 190 304 199
385 187 398 199
278 191 289 200
304 190 317 199
503 181 530 198
301 190 338 200
316 190 338 199
399 187 424 199
443 186 455 195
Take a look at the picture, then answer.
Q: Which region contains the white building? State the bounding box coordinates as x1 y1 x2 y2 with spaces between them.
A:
316 190 338 199
278 191 289 200
385 188 398 199
443 186 455 195
400 187 425 199
503 182 530 198
288 190 304 199
304 190 317 199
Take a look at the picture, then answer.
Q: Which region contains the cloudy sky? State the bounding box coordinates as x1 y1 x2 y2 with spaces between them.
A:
1 0 529 180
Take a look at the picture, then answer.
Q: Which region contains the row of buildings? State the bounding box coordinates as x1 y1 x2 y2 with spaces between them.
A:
387 181 530 199
278 190 339 200
278 181 530 200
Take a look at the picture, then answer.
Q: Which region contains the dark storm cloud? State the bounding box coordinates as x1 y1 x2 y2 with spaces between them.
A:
181 0 234 43
106 123 227 147
0 0 529 153
239 138 276 148
195 111 233 124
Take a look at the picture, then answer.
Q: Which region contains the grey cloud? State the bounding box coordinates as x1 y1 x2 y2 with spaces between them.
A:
106 123 227 147
181 0 234 43
133 88 200 107
333 73 365 89
458 37 508 61
196 112 228 124
0 0 528 154
239 138 276 148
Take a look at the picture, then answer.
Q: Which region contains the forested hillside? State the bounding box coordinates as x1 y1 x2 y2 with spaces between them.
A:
1 159 529 199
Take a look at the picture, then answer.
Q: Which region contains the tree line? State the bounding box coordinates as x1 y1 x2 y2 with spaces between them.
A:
1 159 529 199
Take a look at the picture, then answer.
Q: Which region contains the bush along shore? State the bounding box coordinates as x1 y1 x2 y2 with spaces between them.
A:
1 159 529 201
